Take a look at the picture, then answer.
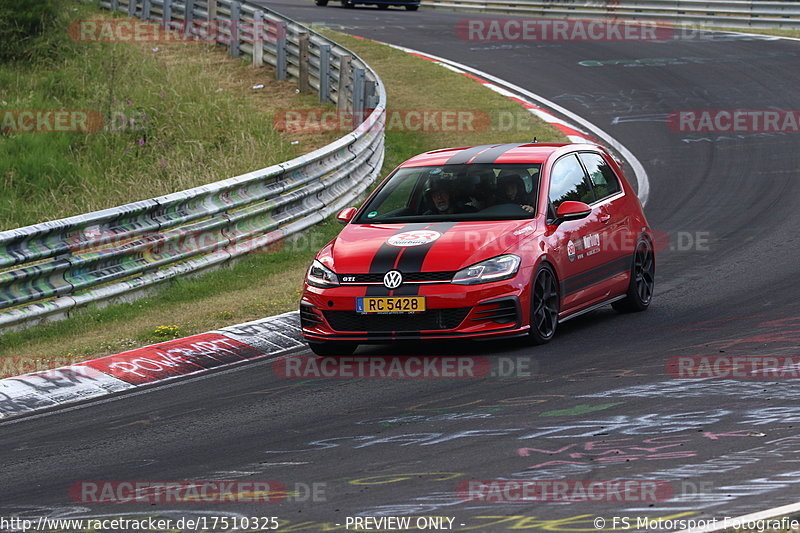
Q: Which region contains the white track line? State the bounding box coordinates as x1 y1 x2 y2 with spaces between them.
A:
675 501 800 533
385 37 800 526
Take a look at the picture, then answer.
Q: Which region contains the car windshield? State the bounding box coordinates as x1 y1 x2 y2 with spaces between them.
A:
354 163 541 223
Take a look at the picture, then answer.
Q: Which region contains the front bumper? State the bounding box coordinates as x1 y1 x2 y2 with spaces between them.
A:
300 275 531 343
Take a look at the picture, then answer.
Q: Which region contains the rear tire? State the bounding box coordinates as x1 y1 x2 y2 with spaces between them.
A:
528 263 560 345
342 0 355 7
612 238 655 313
405 4 419 9
315 0 328 5
377 3 389 8
308 342 358 356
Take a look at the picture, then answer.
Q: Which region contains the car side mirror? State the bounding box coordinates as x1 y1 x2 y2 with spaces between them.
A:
336 207 358 224
555 201 592 223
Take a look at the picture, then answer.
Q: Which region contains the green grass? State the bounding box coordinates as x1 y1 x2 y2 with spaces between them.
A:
0 219 342 361
0 2 340 229
0 23 566 363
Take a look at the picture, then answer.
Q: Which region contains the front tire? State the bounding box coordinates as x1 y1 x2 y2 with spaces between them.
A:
315 0 329 5
528 263 560 345
405 4 419 9
308 341 358 356
342 0 355 7
377 3 389 8
612 238 655 313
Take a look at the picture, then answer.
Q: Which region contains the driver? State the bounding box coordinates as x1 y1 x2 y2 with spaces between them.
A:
425 178 457 214
424 178 476 215
498 173 535 214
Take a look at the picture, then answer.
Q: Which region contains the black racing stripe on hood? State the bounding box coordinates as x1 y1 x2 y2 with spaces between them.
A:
365 223 428 297
392 222 458 296
367 223 425 274
445 145 497 165
469 143 526 164
362 222 457 339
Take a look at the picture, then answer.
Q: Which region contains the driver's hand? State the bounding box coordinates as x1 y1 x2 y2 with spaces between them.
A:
521 204 534 213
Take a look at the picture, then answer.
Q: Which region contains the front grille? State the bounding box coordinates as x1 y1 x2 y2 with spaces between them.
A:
339 271 456 284
323 308 470 332
408 271 458 282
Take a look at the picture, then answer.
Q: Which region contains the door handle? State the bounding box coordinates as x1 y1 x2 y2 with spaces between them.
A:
599 214 611 223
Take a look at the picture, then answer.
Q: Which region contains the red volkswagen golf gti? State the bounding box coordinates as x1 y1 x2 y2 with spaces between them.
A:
300 143 654 355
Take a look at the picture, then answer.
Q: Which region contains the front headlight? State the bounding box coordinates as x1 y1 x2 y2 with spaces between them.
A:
452 254 521 285
307 259 339 288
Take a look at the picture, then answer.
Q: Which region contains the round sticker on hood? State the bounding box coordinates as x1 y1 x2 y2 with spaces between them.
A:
387 230 442 247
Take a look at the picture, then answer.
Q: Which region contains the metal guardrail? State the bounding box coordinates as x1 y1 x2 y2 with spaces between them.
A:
428 0 800 29
0 0 386 331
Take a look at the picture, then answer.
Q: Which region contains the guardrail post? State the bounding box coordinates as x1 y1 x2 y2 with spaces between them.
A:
184 0 195 38
142 0 151 20
230 1 241 57
298 32 311 93
365 80 377 110
110 0 118 12
351 67 365 128
276 22 287 80
128 0 137 17
337 54 352 112
252 10 264 67
207 0 217 21
318 44 331 103
163 0 172 29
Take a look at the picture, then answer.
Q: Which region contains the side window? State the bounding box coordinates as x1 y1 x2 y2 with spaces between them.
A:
579 152 621 201
548 154 595 209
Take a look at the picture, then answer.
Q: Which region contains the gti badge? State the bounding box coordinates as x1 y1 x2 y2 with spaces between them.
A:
383 270 403 289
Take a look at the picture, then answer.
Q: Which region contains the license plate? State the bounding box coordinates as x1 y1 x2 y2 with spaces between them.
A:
356 296 426 314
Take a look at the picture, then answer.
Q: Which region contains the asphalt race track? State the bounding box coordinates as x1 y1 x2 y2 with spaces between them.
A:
2 3 800 531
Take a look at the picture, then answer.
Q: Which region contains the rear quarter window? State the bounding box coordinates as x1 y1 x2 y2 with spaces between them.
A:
579 152 621 201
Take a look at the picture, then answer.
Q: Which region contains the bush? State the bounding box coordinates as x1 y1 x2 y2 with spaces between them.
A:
0 0 69 63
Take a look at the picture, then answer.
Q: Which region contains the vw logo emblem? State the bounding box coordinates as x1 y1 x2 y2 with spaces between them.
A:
383 270 403 289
